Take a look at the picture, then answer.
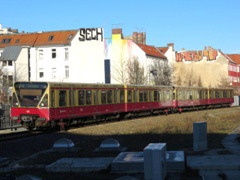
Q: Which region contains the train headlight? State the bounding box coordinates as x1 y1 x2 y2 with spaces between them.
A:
40 103 45 107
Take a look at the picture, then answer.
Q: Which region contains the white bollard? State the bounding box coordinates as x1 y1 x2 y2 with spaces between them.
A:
193 122 207 151
144 143 167 180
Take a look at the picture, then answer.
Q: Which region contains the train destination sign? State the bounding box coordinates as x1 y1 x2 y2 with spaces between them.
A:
14 82 48 89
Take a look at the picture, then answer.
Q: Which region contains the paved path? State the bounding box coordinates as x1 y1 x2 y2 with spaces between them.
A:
222 126 240 155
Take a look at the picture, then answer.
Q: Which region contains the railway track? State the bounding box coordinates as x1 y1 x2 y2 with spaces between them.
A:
0 128 42 142
1 106 239 142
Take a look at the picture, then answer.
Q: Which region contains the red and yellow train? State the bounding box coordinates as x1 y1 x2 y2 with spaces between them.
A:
11 81 234 130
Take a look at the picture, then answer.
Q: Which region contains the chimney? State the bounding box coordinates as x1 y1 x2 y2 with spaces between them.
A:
167 43 174 51
112 28 122 35
112 28 123 39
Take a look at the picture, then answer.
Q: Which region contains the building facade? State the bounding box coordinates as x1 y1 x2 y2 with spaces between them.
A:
0 28 105 84
105 28 168 84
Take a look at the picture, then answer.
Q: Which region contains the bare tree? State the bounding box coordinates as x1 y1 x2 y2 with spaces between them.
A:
150 60 172 85
219 77 231 87
112 49 128 84
197 76 203 87
127 57 146 84
0 66 14 104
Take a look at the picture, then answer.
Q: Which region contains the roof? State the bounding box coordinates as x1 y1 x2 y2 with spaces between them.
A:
136 43 167 59
0 30 78 48
226 54 240 64
0 46 22 61
157 47 168 54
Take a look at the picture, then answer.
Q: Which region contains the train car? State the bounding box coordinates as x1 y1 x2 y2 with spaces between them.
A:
173 86 208 112
207 87 234 107
11 81 126 130
124 85 173 116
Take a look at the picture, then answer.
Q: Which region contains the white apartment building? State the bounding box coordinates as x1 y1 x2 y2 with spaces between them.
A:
0 28 105 84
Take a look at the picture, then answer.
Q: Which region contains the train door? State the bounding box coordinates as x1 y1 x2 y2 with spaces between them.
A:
50 88 57 121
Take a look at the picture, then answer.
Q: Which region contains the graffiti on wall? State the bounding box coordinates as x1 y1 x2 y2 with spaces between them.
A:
176 48 218 62
79 28 103 42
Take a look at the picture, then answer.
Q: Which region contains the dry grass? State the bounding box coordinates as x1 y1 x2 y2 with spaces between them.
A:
69 107 240 136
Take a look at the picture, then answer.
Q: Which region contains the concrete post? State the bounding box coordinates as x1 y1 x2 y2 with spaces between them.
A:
144 143 167 180
193 122 207 151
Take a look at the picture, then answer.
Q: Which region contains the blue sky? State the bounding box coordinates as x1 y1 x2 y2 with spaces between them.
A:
1 0 240 53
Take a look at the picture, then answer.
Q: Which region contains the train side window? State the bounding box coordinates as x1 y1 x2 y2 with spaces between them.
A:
94 91 98 105
134 90 138 102
114 90 118 103
149 90 154 102
144 91 148 101
69 90 72 106
120 90 124 103
133 90 136 102
139 90 144 102
78 90 85 105
59 90 66 107
51 90 55 107
159 91 161 101
154 90 158 101
101 90 107 104
107 90 113 104
200 90 205 99
166 90 170 100
40 94 48 107
127 90 132 103
178 91 182 100
86 90 92 105
189 94 193 100
223 91 227 98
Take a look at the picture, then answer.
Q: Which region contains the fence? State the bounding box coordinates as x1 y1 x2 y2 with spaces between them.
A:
0 104 18 129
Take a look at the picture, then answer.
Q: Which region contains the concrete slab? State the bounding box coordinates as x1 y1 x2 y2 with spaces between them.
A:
111 151 185 173
94 138 127 153
53 138 75 148
115 175 140 180
200 169 240 180
46 157 114 173
166 151 185 172
111 152 144 173
187 154 240 179
222 133 240 155
187 155 240 170
0 157 12 167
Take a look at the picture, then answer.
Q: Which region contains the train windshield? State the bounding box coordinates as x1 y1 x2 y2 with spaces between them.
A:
14 82 48 107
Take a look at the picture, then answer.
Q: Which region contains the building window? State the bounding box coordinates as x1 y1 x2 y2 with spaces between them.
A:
65 66 69 78
48 35 54 41
52 68 56 79
39 49 44 59
8 61 12 66
1 38 11 44
2 61 7 66
3 75 13 86
39 68 44 78
68 34 73 40
52 49 56 59
65 48 69 60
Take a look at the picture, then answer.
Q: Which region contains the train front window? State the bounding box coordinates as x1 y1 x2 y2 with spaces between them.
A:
14 82 48 107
